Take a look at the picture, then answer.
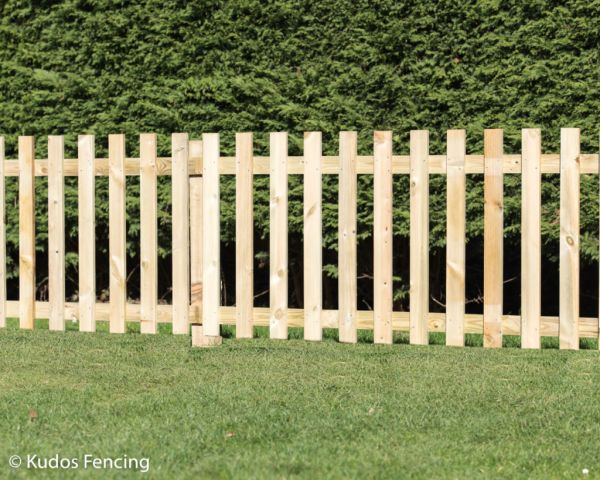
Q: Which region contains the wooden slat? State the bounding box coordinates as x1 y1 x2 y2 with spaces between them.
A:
303 132 322 341
109 134 126 333
0 138 5 328
445 130 466 346
235 132 254 339
483 129 504 348
202 133 221 336
78 135 96 332
5 299 600 338
1 153 599 177
410 130 429 345
560 128 580 350
140 133 158 334
48 136 65 331
338 132 358 343
172 133 190 335
373 131 393 344
190 178 202 324
269 132 288 340
521 129 542 349
19 136 35 330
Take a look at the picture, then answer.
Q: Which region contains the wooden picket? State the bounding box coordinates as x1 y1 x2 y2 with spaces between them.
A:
445 130 466 347
48 135 65 331
521 129 541 349
0 129 598 352
172 133 190 335
410 130 429 345
303 132 322 342
202 133 220 337
108 134 126 334
483 129 503 348
78 135 96 332
269 132 288 340
373 131 393 345
19 136 35 330
140 133 158 334
338 131 357 344
559 128 580 350
236 133 254 339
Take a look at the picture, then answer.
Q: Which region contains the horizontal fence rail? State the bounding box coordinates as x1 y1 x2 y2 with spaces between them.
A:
0 129 598 351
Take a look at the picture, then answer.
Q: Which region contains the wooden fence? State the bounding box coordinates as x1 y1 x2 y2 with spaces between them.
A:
0 129 598 350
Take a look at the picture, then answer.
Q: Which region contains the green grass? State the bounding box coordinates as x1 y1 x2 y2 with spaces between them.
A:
1 319 600 479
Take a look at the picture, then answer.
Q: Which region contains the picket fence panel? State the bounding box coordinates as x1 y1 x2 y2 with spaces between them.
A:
0 128 598 351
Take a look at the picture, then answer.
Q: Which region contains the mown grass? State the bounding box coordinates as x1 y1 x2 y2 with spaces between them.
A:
1 318 599 479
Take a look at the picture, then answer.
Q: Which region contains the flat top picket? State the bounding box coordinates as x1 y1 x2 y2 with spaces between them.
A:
483 129 503 348
269 132 288 340
108 134 127 334
78 135 96 332
409 130 429 346
338 132 358 344
140 133 158 334
172 133 190 335
521 129 541 349
19 136 35 330
236 132 254 339
559 128 580 350
48 135 65 331
373 131 393 345
202 133 221 336
445 130 466 347
303 131 322 342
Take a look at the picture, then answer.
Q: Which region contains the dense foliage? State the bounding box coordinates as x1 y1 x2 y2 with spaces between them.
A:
0 0 598 314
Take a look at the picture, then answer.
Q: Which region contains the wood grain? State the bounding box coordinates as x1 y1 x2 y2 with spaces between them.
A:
48 136 65 331
109 134 126 333
483 129 503 348
202 134 221 336
338 132 358 343
373 131 393 344
78 135 96 332
269 132 288 340
172 133 190 334
140 133 158 334
303 132 322 341
521 129 541 349
19 136 35 330
1 153 598 177
559 128 580 350
445 130 466 347
236 133 254 338
410 130 429 345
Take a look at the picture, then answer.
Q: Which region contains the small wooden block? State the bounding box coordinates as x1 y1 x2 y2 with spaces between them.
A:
191 324 222 348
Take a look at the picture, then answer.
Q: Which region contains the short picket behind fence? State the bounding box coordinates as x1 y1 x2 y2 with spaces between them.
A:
0 128 598 350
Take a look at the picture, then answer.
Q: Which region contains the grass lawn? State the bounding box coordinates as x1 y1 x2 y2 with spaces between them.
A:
1 319 599 479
